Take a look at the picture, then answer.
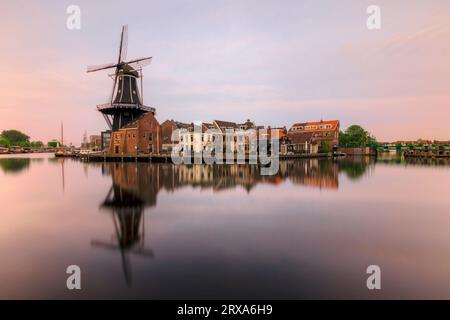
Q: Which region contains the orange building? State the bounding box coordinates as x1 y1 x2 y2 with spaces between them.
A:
109 112 162 155
288 120 340 146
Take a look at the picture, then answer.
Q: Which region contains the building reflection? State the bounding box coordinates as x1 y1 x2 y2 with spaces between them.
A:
94 159 380 284
95 160 343 284
101 160 342 197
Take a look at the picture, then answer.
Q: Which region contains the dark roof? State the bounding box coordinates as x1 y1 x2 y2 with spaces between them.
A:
174 121 191 129
214 120 238 129
237 119 255 130
287 132 314 144
121 112 149 129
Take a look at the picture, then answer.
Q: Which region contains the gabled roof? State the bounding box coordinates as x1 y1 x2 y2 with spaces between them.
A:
237 119 256 130
174 121 191 129
214 120 238 129
120 112 149 129
290 120 339 132
202 123 215 132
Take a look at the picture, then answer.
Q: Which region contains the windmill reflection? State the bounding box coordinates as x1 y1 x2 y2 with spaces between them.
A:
93 159 362 285
92 163 154 286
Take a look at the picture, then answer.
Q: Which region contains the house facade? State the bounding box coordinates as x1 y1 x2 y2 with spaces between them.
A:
281 132 319 155
288 120 340 147
109 112 162 155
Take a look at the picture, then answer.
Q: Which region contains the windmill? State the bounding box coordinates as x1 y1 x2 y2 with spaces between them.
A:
87 25 154 131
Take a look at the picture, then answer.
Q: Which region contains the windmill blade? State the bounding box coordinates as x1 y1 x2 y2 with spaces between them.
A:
87 62 118 73
118 25 128 63
126 57 152 70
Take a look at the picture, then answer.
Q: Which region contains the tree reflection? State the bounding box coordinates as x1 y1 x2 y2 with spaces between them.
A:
0 158 31 174
337 156 374 180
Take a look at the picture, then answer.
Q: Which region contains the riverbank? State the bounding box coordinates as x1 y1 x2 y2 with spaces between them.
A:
59 152 343 163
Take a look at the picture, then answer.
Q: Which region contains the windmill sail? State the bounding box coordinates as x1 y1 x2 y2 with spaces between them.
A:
87 62 118 73
87 25 155 131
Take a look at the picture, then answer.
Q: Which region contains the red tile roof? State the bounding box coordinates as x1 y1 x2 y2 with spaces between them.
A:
290 120 339 133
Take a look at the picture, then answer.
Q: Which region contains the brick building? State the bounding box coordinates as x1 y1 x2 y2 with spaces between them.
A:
109 112 162 155
288 120 340 147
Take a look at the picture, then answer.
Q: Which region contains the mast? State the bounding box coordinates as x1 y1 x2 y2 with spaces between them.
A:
61 121 64 147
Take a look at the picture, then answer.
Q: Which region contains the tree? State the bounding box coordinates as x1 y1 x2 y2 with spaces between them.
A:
345 125 367 147
338 130 349 147
31 141 44 148
0 136 10 147
1 130 30 145
320 140 332 153
339 125 377 147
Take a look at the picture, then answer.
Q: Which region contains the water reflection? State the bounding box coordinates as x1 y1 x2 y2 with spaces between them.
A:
96 160 345 284
337 156 375 180
1 154 450 298
100 160 343 207
94 156 450 288
0 158 35 174
92 185 154 285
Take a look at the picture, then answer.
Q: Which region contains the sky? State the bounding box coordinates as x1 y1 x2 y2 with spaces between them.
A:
0 0 449 144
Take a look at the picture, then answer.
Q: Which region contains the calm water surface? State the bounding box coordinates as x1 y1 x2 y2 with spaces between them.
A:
0 153 450 299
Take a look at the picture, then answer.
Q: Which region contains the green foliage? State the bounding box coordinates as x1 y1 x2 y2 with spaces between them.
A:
31 141 44 148
1 130 30 145
320 140 332 153
47 140 59 148
0 158 31 175
339 124 377 148
0 136 10 147
338 158 369 180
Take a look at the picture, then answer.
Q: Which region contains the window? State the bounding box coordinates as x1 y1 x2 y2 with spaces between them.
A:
148 133 153 141
148 144 153 153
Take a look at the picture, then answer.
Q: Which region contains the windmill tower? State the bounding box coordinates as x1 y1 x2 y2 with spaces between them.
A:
87 25 154 131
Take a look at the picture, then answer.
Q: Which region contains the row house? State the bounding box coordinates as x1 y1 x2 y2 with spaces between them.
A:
161 119 260 155
160 120 192 153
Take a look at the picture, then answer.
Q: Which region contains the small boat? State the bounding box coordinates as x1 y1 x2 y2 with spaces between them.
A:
55 149 65 157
